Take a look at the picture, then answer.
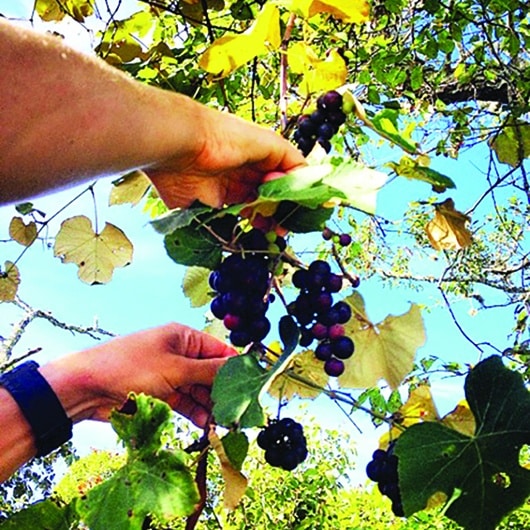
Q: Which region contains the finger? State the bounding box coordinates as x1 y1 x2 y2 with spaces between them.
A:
169 390 211 428
171 325 238 360
170 357 230 387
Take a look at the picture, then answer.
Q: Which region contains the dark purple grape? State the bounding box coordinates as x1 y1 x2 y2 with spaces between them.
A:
249 316 271 341
315 342 333 361
317 137 332 153
296 136 315 156
317 122 335 140
332 336 354 359
320 90 343 111
229 330 252 347
313 291 333 313
297 115 317 137
334 301 352 323
210 296 227 319
366 459 383 482
224 291 247 315
257 428 271 449
326 273 343 293
310 109 326 125
292 269 308 289
339 233 352 246
324 357 345 377
327 109 347 127
309 260 331 276
322 227 334 240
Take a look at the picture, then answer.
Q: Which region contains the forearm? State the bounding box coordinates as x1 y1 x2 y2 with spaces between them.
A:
0 358 100 482
0 19 207 204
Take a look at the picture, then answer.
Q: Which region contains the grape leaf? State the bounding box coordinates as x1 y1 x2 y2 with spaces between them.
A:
9 216 37 246
182 266 211 307
370 109 418 154
379 385 440 449
339 292 426 389
273 201 333 233
441 400 476 437
53 215 133 284
150 204 213 235
199 3 280 77
164 225 222 269
0 261 20 302
109 170 151 207
267 349 329 401
221 431 249 472
77 394 199 529
395 356 530 530
212 354 269 428
0 499 78 530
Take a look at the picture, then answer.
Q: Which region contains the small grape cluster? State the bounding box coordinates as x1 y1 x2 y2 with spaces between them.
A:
293 90 347 156
209 228 285 347
366 442 404 517
288 260 354 377
257 418 308 471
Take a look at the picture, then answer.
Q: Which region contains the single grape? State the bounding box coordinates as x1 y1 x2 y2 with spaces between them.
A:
308 260 331 276
223 313 243 331
339 233 352 246
297 115 317 137
229 329 252 347
317 137 332 153
328 324 345 340
315 342 333 361
320 90 343 111
322 227 334 240
311 322 328 340
317 122 335 140
210 296 227 319
324 357 345 377
334 301 352 323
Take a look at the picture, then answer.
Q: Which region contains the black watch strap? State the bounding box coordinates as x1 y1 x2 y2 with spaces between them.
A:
0 361 73 457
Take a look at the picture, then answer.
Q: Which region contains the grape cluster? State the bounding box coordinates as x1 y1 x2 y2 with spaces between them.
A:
257 418 308 471
288 260 354 377
209 228 285 347
293 90 347 156
366 442 404 517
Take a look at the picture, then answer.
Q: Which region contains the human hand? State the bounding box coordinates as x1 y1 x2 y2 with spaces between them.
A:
145 106 306 209
41 323 237 429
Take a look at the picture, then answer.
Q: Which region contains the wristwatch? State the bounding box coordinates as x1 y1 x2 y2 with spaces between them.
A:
0 361 73 457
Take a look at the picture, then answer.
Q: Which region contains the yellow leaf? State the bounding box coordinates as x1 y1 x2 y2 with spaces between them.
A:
109 170 151 207
441 399 476 437
288 0 370 23
267 349 329 400
35 0 66 21
379 385 439 448
54 216 133 285
9 217 37 247
199 3 280 77
0 261 20 302
339 293 426 389
288 44 347 95
209 428 248 510
425 198 472 250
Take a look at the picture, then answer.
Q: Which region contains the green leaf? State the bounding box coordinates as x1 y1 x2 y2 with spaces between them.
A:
110 393 176 456
0 499 78 529
222 431 249 471
370 109 418 154
257 164 347 208
395 356 530 530
150 205 213 235
164 225 222 269
321 159 388 214
212 354 268 428
490 120 530 167
76 394 199 529
76 453 198 530
387 155 456 192
182 266 211 307
274 201 333 233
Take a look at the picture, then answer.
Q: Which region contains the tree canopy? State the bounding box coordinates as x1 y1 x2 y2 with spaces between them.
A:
1 0 529 529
